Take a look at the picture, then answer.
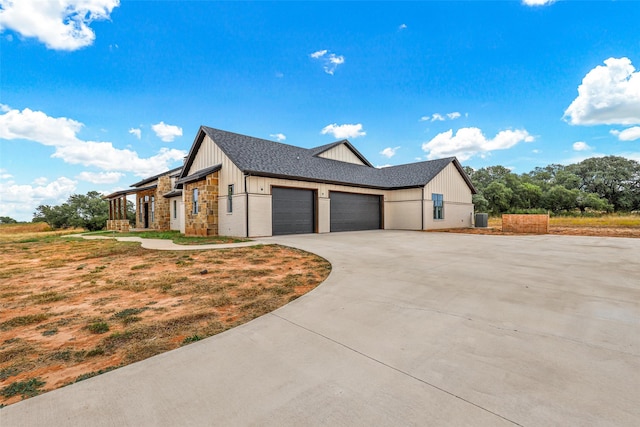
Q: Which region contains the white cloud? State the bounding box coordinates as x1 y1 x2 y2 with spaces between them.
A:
564 57 640 126
421 112 462 122
0 106 186 177
0 106 83 146
310 49 327 59
321 123 366 139
532 149 541 154
421 127 534 161
399 24 407 30
0 168 12 179
76 171 123 184
270 133 286 142
151 121 182 142
129 128 141 139
0 176 77 221
0 0 119 51
522 0 555 5
32 177 48 185
572 141 592 151
380 146 400 158
310 49 345 75
611 126 640 141
0 104 10 113
376 164 392 169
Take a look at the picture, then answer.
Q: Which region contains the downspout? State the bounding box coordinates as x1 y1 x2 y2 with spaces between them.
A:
244 173 249 238
421 187 425 231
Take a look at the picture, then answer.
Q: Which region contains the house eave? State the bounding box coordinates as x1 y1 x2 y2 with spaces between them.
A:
243 170 424 191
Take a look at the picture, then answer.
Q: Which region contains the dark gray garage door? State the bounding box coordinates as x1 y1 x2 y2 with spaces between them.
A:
272 187 315 235
330 192 381 232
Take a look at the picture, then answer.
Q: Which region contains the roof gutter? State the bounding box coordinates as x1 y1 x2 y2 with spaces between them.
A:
241 170 425 192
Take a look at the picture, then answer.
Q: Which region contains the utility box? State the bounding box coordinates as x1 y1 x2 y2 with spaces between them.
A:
475 213 488 228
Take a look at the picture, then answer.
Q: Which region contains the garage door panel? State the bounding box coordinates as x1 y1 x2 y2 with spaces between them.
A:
272 187 315 235
330 192 381 232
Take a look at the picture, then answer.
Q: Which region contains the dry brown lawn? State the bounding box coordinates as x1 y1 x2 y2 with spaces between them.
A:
0 227 330 406
440 215 640 238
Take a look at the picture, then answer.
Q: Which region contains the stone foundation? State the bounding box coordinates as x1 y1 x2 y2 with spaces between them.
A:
502 214 549 234
106 220 130 232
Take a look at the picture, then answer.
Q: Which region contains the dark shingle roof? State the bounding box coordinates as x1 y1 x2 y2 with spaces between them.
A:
130 166 182 188
179 126 476 193
103 184 157 200
175 164 222 187
163 189 183 198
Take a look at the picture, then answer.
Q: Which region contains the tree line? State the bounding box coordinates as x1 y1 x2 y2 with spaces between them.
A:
32 191 134 231
465 156 640 215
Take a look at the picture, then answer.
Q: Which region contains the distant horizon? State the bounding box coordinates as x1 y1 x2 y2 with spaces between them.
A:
2 0 639 221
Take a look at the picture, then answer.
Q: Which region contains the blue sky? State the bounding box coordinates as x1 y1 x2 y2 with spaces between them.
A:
1 0 640 221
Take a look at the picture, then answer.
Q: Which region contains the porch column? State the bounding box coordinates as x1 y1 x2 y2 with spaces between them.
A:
109 199 114 220
121 196 126 220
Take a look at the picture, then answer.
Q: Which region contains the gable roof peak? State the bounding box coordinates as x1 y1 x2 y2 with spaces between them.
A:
309 139 373 168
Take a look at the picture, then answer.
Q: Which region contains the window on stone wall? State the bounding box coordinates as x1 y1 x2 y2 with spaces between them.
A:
193 188 199 214
227 184 234 213
139 197 143 222
173 200 177 219
151 196 155 222
433 193 444 220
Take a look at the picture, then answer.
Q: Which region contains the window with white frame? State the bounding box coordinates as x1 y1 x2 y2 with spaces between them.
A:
193 188 199 214
227 184 234 213
173 200 177 219
151 196 155 222
433 193 444 220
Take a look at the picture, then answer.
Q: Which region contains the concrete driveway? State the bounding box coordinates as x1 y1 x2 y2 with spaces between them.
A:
2 231 639 426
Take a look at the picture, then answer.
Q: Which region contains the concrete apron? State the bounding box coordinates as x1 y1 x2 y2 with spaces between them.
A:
2 230 639 426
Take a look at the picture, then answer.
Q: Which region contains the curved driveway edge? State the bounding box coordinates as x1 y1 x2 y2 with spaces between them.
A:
71 234 268 250
2 230 639 426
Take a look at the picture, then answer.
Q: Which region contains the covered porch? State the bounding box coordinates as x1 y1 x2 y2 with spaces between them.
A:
103 190 134 232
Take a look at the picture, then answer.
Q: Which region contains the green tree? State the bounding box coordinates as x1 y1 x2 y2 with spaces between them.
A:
519 182 543 209
570 156 640 212
0 216 18 224
542 185 578 213
575 192 612 213
472 194 489 213
483 181 513 214
33 191 110 231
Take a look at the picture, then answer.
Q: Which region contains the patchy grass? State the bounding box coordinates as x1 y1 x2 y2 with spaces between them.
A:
82 230 250 245
86 322 110 334
0 232 331 406
0 223 84 243
0 378 46 399
0 314 49 331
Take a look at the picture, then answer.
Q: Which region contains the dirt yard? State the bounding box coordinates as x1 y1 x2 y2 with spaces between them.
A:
0 231 330 406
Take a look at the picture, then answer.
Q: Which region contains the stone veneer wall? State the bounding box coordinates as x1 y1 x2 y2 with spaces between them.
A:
106 220 130 232
155 175 172 231
184 171 219 236
135 188 156 229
